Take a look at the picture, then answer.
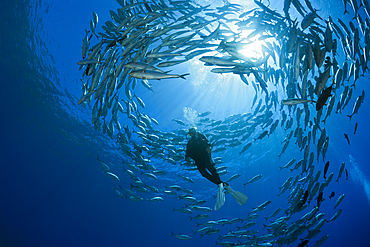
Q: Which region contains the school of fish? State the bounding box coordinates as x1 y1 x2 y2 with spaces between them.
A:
77 0 368 246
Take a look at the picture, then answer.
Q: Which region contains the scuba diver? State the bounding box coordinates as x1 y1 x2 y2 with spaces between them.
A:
185 127 248 210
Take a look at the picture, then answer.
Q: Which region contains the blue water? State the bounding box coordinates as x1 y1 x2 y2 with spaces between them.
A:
1 0 370 246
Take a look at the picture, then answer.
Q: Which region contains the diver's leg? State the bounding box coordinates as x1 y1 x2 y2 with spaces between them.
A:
205 162 222 185
197 163 220 185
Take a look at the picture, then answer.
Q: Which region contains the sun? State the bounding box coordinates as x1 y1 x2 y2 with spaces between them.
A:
239 39 264 59
238 31 264 60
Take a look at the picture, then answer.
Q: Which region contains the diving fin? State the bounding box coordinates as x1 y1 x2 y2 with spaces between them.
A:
214 183 226 211
225 185 248 205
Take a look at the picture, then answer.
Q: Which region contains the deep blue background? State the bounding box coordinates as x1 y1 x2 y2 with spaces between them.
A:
1 0 370 247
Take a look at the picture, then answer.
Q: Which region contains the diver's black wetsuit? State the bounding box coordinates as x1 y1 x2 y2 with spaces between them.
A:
185 133 222 185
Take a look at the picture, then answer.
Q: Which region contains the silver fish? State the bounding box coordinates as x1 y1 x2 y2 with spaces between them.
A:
129 70 189 80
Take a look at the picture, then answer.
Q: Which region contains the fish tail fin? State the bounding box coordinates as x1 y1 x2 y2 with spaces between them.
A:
344 9 350 15
180 73 190 79
347 114 352 121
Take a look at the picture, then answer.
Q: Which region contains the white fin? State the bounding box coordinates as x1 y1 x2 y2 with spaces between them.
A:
225 185 248 205
214 183 226 210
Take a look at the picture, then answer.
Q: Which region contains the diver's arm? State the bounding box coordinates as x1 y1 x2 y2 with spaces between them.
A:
185 152 191 162
199 133 212 154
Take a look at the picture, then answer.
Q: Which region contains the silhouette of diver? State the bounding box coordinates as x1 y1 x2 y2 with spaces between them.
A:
185 127 223 185
184 127 248 210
